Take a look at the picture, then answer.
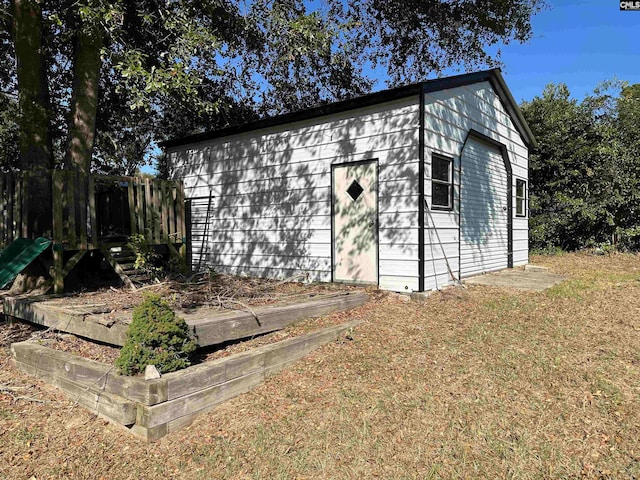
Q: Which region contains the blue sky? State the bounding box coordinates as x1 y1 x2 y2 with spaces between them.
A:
483 0 640 103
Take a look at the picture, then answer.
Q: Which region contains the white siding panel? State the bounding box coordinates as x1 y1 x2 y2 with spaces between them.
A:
380 194 419 213
424 227 458 244
379 275 419 293
378 212 418 229
424 214 460 229
190 229 332 245
202 262 332 283
422 80 529 289
424 258 460 276
203 252 331 271
424 241 459 260
201 241 331 258
423 259 460 291
513 217 529 266
379 260 418 283
379 228 419 245
459 139 509 278
187 189 332 210
171 95 421 290
190 201 330 220
379 243 419 260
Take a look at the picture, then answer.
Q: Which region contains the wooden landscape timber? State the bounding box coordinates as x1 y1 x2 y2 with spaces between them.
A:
11 319 361 441
185 291 368 346
2 295 129 346
2 291 369 347
15 360 138 425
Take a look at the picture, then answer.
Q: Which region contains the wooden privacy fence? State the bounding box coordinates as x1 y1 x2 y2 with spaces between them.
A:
0 171 186 250
0 171 29 247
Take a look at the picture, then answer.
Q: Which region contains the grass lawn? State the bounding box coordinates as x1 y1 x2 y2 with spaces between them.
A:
1 252 640 479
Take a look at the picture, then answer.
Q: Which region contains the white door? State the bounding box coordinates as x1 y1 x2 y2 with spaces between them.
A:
332 161 378 284
460 138 509 277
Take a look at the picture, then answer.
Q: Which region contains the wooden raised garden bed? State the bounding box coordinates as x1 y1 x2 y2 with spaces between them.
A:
3 291 368 347
11 319 360 441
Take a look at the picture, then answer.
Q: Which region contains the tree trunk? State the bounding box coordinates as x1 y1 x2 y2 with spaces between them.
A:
65 24 103 176
11 0 53 237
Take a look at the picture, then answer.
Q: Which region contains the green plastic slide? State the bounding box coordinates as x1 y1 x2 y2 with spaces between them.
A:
0 237 52 289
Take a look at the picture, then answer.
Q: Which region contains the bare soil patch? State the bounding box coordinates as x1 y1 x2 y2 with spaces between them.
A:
2 253 640 479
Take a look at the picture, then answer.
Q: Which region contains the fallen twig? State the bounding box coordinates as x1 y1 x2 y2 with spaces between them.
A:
216 294 261 326
70 365 116 410
0 385 45 404
264 273 308 289
0 385 27 393
136 281 168 292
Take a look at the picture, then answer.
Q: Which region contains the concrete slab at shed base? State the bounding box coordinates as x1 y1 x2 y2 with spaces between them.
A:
463 268 566 292
524 264 549 273
11 319 361 441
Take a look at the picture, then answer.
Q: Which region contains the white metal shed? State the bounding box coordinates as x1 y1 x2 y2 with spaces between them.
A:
163 69 535 293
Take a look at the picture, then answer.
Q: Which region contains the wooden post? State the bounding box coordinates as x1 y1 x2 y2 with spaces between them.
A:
136 177 144 235
53 249 64 294
127 178 137 236
0 174 6 247
152 180 161 244
6 174 13 244
168 182 176 242
21 172 29 238
88 175 97 248
14 174 22 239
161 181 170 243
176 181 187 264
144 178 152 243
52 171 65 294
78 172 88 250
67 171 77 248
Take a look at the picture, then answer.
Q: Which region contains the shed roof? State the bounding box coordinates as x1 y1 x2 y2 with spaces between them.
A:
162 68 536 150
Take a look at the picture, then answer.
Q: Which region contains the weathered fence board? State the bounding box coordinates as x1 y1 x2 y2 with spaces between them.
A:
0 171 186 250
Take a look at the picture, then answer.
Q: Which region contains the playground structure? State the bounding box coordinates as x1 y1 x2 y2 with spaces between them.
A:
0 170 187 293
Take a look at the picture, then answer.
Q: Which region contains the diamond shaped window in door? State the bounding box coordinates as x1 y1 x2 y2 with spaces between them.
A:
346 180 364 201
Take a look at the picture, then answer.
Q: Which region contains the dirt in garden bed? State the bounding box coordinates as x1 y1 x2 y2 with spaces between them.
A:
0 317 41 348
43 272 363 320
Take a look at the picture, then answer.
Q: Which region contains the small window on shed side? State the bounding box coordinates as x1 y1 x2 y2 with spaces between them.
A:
431 154 453 210
516 178 527 217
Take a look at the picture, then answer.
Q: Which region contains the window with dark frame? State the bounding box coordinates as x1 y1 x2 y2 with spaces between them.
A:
516 178 527 217
431 154 453 210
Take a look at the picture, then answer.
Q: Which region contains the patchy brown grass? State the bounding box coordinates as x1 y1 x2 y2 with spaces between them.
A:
2 252 640 479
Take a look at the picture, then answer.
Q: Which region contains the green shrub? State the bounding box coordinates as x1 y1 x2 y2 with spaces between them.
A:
127 233 162 278
617 226 640 252
115 293 197 376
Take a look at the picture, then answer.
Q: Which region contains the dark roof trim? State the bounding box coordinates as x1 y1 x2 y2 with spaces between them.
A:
161 68 536 149
484 70 538 149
